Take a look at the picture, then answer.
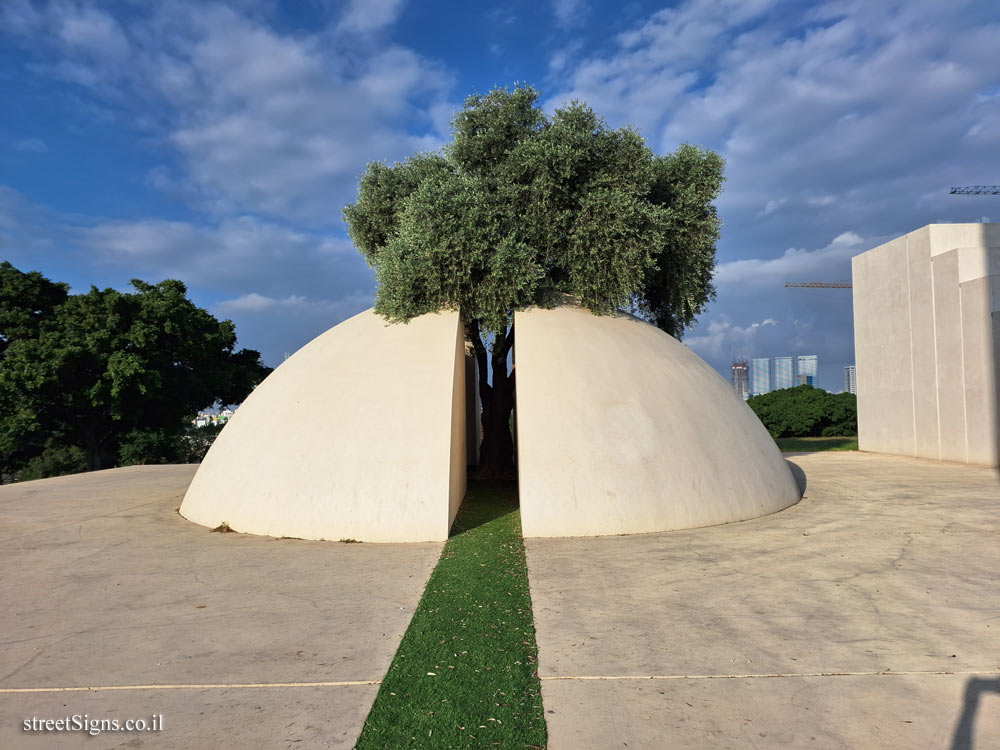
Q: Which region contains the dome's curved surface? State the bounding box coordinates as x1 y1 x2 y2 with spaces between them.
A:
180 309 467 543
514 303 801 538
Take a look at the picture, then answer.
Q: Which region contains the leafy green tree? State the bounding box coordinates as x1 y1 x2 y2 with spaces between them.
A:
344 85 724 476
176 423 226 464
0 261 69 361
16 443 88 482
0 265 270 478
747 385 858 439
0 262 71 478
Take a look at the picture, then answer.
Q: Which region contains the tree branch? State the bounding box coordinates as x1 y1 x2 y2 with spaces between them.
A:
466 318 492 406
498 319 515 360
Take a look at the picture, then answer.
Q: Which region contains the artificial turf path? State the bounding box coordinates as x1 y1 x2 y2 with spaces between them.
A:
356 480 548 749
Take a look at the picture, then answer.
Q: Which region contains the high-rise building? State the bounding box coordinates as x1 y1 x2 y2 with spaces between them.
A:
751 357 771 395
844 365 857 394
731 360 750 400
797 355 818 387
774 356 793 390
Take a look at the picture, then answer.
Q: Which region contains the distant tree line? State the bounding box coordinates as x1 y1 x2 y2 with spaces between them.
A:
747 384 857 439
0 262 270 483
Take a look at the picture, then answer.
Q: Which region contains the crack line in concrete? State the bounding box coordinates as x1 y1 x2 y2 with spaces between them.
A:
541 669 999 681
1 680 381 693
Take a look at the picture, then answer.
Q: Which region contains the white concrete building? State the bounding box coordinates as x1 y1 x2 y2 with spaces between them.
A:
852 223 1000 467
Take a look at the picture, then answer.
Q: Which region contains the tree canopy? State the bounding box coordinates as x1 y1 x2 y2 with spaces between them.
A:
343 85 725 476
344 85 724 338
0 261 270 480
747 385 858 439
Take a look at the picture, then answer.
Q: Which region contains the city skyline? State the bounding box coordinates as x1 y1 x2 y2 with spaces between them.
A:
736 354 856 396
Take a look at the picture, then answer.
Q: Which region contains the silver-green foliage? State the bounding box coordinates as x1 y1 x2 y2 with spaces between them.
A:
344 85 724 339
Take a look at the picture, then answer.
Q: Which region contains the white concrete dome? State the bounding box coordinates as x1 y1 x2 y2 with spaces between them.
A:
180 309 468 543
181 303 800 542
515 303 801 537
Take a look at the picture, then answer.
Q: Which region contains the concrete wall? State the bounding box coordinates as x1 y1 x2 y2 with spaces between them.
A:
180 309 467 542
448 322 468 529
852 223 1000 466
515 301 801 538
464 346 480 466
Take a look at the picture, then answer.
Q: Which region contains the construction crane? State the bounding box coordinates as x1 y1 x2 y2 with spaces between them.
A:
950 186 1000 195
784 282 852 288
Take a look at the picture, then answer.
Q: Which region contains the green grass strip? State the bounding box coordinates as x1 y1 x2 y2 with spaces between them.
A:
356 480 547 750
776 436 858 452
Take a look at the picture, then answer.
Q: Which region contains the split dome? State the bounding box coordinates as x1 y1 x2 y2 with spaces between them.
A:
180 302 801 542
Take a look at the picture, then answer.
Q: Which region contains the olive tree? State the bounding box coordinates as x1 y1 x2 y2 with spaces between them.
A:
344 86 724 477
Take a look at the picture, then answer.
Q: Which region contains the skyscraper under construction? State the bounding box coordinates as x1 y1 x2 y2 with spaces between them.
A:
731 360 750 400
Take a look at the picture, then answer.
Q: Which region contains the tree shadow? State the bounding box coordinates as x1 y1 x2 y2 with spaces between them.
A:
449 479 519 537
785 459 808 495
951 677 1000 749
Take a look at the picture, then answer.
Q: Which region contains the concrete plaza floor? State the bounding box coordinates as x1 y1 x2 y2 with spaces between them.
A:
1 453 997 749
0 466 442 749
526 452 1000 749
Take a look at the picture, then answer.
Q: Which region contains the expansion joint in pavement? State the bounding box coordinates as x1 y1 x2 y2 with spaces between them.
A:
0 680 381 693
541 669 1000 681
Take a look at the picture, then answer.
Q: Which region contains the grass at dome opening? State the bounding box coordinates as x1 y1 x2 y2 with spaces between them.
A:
356 480 547 749
775 436 858 452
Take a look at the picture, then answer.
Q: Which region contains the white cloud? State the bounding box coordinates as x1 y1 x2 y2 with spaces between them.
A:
807 196 836 207
684 316 778 361
80 214 366 298
552 0 587 29
685 230 868 387
216 290 374 364
758 198 787 216
549 0 1000 241
337 0 405 34
0 0 42 35
218 290 372 316
548 0 998 388
56 5 129 61
3 1 452 226
714 231 866 289
548 41 583 75
0 186 375 367
13 137 47 153
219 293 311 313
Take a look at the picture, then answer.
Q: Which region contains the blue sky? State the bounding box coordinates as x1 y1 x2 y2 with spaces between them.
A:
2 0 998 391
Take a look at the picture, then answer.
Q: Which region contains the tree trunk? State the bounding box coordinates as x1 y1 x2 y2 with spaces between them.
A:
81 424 113 471
467 320 516 480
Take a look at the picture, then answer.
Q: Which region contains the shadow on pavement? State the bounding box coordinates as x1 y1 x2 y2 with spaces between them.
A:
951 676 1000 750
785 459 808 495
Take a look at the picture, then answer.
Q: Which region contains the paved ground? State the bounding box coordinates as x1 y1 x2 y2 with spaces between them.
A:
0 466 442 749
525 452 1000 749
4 453 998 749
